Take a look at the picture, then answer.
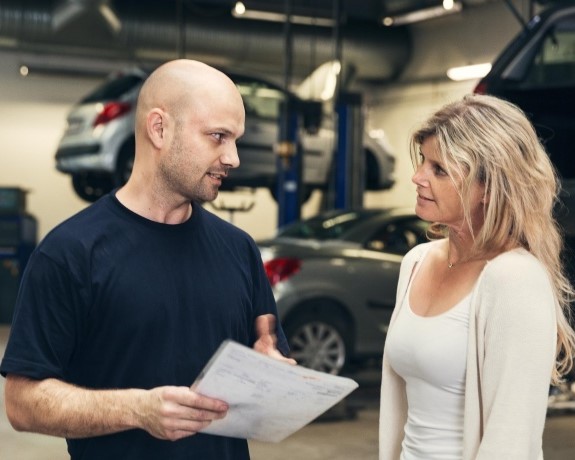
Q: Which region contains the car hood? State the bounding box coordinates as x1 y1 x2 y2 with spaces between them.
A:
257 237 361 260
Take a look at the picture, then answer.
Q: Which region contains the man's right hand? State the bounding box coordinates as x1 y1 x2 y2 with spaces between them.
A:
139 386 229 441
4 375 228 441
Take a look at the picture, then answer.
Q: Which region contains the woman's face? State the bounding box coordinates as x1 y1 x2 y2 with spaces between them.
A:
412 135 486 233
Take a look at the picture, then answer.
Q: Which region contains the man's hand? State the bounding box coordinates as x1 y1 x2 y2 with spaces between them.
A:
4 375 228 441
139 386 229 441
253 314 297 365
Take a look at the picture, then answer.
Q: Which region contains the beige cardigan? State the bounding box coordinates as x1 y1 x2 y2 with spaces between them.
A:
379 240 556 460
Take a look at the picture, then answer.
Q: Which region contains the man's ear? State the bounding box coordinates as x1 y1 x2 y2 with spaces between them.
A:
147 108 166 149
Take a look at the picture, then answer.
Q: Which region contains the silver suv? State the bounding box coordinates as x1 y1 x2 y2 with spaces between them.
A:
474 2 575 234
55 67 396 202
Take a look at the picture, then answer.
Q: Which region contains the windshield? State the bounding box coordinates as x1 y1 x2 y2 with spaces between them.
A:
80 74 144 103
277 210 382 241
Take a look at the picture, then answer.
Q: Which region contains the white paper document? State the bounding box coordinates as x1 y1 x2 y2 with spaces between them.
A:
191 340 359 442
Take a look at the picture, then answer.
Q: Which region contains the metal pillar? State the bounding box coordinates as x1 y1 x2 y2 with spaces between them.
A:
276 100 302 228
334 92 364 209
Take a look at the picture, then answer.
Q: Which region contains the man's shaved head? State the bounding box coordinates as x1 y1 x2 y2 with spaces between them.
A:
135 60 242 137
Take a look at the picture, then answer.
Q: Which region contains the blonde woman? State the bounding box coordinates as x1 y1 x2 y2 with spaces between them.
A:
379 94 575 460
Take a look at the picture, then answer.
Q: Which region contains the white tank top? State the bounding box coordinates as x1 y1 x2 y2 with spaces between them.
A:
385 275 470 460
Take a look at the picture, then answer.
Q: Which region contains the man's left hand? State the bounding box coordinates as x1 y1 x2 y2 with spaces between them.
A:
253 314 297 365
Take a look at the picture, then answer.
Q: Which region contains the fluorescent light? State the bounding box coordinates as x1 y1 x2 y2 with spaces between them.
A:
232 1 335 27
98 4 122 34
383 1 462 26
52 1 85 30
447 63 492 81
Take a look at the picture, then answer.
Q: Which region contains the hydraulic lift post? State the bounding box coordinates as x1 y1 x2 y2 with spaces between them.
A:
334 91 365 209
275 100 303 228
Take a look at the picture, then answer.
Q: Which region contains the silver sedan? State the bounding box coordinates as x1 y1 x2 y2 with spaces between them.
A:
258 208 428 375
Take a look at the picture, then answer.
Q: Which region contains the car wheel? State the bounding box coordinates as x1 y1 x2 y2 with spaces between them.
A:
284 312 350 375
365 150 380 190
114 137 135 186
71 173 114 202
269 184 313 203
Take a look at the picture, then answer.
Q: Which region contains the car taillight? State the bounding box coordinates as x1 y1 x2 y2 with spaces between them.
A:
93 101 132 127
264 258 301 287
473 81 487 94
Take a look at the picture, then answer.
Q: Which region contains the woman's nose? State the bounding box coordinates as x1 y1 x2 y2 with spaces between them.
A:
412 164 426 186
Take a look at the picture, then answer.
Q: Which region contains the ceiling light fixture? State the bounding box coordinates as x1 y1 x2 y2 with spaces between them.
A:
446 63 492 81
382 1 462 27
98 3 122 34
232 1 335 27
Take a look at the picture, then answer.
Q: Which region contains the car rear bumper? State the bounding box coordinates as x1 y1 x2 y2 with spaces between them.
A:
55 144 116 173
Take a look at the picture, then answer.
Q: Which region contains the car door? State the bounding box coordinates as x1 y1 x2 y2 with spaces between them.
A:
332 217 428 355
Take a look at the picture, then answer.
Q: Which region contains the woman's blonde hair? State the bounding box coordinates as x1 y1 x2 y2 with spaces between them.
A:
411 93 575 383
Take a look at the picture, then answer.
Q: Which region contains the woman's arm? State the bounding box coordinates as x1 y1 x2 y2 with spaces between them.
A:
475 253 555 459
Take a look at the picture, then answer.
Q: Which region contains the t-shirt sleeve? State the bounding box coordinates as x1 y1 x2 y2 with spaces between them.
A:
247 239 290 356
0 248 86 380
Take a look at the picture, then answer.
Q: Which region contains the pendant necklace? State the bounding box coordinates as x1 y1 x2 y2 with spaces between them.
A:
447 245 455 269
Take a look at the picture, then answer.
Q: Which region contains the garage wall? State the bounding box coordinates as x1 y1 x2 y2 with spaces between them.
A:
0 0 528 242
0 55 96 239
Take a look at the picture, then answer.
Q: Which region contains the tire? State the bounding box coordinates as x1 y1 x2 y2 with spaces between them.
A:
114 137 135 186
284 310 351 375
365 150 380 190
71 173 114 202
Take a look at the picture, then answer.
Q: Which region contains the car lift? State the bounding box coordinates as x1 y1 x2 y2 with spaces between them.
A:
275 0 364 227
333 91 365 210
275 99 303 228
274 92 366 227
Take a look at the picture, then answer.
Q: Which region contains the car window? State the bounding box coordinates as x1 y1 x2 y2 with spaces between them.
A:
365 218 428 255
523 17 575 88
277 211 380 240
80 74 144 103
236 80 284 120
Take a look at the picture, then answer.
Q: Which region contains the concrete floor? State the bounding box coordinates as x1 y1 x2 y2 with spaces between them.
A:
2 324 575 459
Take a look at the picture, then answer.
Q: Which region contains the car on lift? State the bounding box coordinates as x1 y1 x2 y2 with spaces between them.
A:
474 1 575 234
55 66 396 202
257 207 428 375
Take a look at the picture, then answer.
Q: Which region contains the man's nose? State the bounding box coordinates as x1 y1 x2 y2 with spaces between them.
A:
222 144 240 169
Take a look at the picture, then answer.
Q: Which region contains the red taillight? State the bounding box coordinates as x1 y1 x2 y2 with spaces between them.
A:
264 258 301 287
93 101 132 127
473 81 487 95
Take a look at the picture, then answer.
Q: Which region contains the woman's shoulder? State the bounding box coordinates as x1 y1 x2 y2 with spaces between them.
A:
485 247 546 275
481 247 551 291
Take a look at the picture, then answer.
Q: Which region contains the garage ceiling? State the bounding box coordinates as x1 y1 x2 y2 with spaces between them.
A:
0 0 555 83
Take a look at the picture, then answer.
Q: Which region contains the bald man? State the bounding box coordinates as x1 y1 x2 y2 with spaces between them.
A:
1 60 292 460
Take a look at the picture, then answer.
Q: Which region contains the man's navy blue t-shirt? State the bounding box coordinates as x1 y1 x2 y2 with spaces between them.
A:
1 193 288 459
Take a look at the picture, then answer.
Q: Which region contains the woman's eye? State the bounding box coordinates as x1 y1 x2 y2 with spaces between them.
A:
434 164 447 176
